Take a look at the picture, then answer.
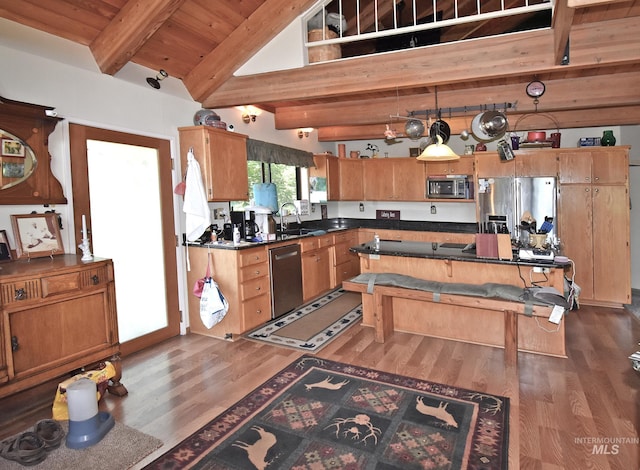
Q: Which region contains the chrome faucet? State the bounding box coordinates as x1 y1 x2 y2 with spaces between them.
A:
279 202 301 232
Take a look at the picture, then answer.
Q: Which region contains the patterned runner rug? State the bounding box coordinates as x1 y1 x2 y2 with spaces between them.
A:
245 288 362 352
144 356 509 469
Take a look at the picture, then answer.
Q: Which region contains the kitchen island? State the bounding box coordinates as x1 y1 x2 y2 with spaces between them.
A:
348 239 568 357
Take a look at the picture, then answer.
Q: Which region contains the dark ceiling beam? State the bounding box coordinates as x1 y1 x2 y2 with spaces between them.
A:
90 0 186 75
183 0 317 103
202 16 640 109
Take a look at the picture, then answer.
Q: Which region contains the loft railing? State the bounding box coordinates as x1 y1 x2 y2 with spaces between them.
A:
304 0 553 61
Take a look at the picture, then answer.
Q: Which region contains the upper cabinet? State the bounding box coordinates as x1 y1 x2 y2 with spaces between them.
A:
0 96 66 205
476 150 558 178
558 148 628 184
425 156 474 176
178 126 249 202
363 158 426 201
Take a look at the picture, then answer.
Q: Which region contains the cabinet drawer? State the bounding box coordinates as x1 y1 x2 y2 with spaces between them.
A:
333 231 355 244
299 237 320 252
240 262 269 282
239 249 268 267
318 235 333 248
240 276 269 301
242 294 270 331
0 279 41 305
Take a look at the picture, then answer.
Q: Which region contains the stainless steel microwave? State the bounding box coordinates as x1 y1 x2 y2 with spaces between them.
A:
427 177 468 199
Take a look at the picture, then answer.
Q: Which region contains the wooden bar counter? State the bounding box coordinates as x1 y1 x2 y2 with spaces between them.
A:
349 240 568 357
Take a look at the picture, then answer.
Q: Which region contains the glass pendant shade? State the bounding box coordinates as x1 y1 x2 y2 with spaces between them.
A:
416 135 460 161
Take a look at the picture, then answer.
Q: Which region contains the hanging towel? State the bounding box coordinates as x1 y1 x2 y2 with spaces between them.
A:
183 149 211 241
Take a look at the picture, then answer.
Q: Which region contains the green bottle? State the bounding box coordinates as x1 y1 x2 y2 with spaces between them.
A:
601 130 616 146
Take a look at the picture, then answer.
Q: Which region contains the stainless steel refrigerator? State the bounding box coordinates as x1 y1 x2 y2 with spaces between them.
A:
477 177 557 243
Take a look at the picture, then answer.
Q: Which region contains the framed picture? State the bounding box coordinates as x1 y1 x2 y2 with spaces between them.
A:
0 230 13 262
1 139 25 157
11 213 64 259
2 161 25 178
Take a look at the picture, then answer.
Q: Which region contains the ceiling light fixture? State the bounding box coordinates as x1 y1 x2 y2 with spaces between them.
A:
417 87 460 161
146 69 168 89
417 135 460 161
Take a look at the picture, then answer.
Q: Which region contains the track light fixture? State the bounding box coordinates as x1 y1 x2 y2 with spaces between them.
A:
297 128 313 138
242 113 257 124
146 69 168 89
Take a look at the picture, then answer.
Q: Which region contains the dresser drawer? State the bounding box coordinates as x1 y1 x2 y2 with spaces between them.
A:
239 248 268 267
240 276 269 301
240 262 269 282
0 279 42 305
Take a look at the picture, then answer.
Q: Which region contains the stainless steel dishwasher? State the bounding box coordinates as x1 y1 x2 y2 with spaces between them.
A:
269 244 303 319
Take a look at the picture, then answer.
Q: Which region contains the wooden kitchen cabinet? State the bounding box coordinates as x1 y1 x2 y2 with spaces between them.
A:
300 235 333 301
426 155 474 176
339 159 364 200
310 155 340 200
0 256 125 399
558 147 630 306
178 126 249 201
475 151 557 178
187 246 270 339
331 230 360 288
363 158 426 201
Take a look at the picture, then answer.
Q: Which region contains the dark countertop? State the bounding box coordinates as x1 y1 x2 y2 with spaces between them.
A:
351 239 567 268
186 218 478 251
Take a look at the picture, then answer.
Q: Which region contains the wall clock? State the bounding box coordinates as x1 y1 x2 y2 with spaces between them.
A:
526 80 546 99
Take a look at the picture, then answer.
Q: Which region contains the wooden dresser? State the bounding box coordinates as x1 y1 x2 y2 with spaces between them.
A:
0 255 125 399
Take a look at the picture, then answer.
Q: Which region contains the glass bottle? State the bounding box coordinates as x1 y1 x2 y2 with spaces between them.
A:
601 130 616 146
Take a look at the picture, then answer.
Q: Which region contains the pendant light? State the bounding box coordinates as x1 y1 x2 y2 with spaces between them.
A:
417 87 460 161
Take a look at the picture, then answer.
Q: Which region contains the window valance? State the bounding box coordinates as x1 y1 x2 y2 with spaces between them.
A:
246 138 315 167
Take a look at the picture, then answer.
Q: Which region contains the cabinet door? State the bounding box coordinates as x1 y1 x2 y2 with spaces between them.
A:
393 158 427 201
9 292 113 378
591 149 628 184
302 247 332 301
0 319 7 383
475 152 515 177
339 160 364 200
363 160 393 200
516 152 558 177
558 185 594 300
592 185 630 303
558 151 593 184
179 126 248 201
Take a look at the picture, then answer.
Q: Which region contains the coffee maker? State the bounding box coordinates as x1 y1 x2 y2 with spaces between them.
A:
230 210 258 241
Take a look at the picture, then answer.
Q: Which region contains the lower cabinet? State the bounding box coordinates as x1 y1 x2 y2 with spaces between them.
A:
300 236 333 302
332 230 360 287
187 246 270 339
0 255 125 399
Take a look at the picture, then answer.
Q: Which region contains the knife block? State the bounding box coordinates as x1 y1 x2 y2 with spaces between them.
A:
476 233 498 258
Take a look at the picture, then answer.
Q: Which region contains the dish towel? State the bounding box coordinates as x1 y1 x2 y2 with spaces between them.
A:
183 149 211 241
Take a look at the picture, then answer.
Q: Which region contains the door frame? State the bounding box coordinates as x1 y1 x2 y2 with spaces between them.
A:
69 124 181 356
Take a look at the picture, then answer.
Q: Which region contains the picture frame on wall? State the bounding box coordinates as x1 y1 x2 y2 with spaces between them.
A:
1 139 26 157
0 230 13 262
11 213 64 259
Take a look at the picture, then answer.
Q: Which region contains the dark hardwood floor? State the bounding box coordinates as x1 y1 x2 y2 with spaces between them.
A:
1 304 638 469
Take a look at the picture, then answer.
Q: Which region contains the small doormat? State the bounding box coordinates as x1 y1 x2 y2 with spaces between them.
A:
246 288 362 352
1 421 162 469
144 355 509 469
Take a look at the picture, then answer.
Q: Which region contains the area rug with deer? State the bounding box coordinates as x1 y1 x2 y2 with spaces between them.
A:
144 356 509 469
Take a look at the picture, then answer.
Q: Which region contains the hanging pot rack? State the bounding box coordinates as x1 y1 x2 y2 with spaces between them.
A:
404 102 516 120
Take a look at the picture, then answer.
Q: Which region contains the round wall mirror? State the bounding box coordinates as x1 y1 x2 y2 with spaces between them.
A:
0 129 37 190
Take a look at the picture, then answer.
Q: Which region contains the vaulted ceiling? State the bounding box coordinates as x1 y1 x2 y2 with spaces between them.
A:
1 0 639 141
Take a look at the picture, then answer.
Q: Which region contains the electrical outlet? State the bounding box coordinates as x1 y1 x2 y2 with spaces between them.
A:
430 205 437 214
359 203 364 212
533 267 550 274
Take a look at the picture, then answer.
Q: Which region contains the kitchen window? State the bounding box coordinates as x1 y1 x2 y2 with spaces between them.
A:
232 139 314 211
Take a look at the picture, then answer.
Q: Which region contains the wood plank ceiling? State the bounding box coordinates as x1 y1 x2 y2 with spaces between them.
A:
1 0 639 141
